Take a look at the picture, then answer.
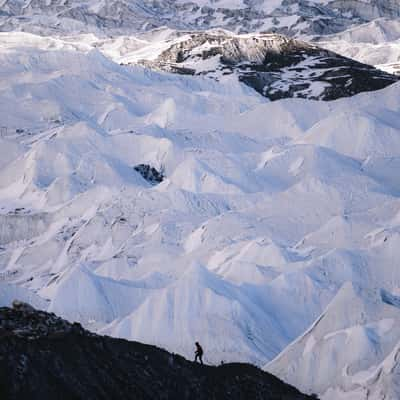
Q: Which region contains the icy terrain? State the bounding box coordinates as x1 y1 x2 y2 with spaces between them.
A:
1 0 399 36
318 18 400 75
1 0 399 75
1 28 400 399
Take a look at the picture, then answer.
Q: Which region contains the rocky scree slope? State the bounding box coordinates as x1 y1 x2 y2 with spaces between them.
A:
138 31 399 100
0 301 316 400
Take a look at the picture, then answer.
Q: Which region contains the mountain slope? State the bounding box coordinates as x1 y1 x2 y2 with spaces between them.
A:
2 0 399 83
266 283 400 398
316 18 400 75
1 0 399 36
135 30 398 100
2 22 400 400
0 301 315 400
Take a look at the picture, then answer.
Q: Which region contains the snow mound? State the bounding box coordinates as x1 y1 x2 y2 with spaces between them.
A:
102 263 289 365
266 283 400 397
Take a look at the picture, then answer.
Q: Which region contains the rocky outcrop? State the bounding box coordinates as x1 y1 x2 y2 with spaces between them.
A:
134 164 164 185
138 31 399 101
0 302 316 400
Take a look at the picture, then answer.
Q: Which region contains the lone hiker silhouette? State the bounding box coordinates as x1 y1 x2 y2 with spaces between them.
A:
194 342 204 365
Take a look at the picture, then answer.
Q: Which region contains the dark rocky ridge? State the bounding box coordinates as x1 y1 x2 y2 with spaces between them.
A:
138 31 399 101
0 301 317 400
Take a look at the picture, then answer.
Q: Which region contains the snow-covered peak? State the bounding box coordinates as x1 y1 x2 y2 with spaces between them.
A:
1 0 399 37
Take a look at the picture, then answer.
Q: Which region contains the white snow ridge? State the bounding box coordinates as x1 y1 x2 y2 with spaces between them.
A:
1 2 400 399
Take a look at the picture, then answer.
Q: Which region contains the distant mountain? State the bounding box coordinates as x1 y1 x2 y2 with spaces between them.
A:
0 301 316 400
135 30 398 100
1 0 399 77
316 18 400 75
0 0 399 37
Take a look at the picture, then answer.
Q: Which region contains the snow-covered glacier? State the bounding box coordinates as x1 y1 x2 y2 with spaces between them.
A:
2 0 399 75
1 3 400 399
1 0 399 36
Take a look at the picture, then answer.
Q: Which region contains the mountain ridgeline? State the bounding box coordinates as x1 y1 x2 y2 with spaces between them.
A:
0 302 316 400
0 0 399 36
1 1 398 101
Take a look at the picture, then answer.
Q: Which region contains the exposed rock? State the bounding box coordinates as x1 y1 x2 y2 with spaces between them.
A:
0 303 317 400
134 164 164 185
0 301 85 340
138 31 399 101
11 300 36 313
